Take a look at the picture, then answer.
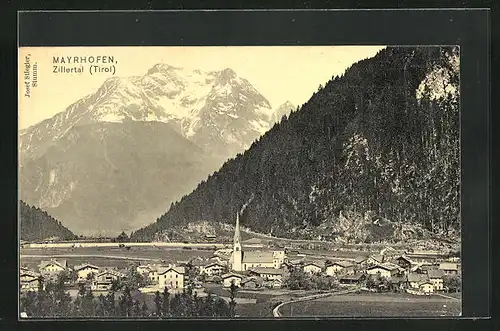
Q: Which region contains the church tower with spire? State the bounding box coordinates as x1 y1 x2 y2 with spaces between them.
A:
231 211 243 271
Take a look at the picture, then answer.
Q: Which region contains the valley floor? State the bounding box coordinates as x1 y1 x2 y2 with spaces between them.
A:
20 244 461 318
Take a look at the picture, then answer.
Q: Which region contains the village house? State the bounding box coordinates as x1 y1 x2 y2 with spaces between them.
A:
38 259 68 274
205 234 217 242
394 255 414 269
302 262 323 274
366 254 385 265
439 262 459 275
92 269 125 291
92 281 112 292
269 278 283 289
200 262 226 276
221 273 244 287
405 253 438 264
205 275 223 284
389 276 408 292
20 270 41 293
427 269 445 291
158 266 185 290
380 246 405 259
73 264 100 281
96 269 124 282
412 264 438 275
419 281 435 294
366 263 402 278
206 256 227 267
136 264 155 275
21 278 40 293
325 261 355 276
247 267 285 281
140 264 170 285
408 273 428 289
240 276 264 289
188 259 206 268
410 264 423 274
354 256 369 266
339 273 366 285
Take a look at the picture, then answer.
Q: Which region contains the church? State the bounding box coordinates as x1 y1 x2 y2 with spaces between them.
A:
229 212 287 272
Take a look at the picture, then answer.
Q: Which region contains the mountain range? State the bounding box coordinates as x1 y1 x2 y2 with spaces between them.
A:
131 46 460 248
19 64 292 235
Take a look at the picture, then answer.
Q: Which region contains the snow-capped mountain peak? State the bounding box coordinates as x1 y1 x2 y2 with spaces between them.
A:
20 64 277 162
271 100 296 124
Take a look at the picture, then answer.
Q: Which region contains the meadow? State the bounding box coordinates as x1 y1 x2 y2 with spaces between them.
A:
20 246 215 270
279 292 461 317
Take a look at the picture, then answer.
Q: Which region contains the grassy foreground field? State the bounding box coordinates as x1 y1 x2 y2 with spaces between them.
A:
279 293 461 317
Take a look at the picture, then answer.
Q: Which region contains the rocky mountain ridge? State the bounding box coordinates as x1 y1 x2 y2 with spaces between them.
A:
131 47 460 247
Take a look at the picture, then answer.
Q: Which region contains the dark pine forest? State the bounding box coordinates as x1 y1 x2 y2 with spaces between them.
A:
20 200 77 241
131 46 460 243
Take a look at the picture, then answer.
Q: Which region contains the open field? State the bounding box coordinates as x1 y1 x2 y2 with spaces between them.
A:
20 245 374 268
279 292 461 317
20 246 215 269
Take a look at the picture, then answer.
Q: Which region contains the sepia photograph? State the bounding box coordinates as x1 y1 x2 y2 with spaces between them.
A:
18 45 461 319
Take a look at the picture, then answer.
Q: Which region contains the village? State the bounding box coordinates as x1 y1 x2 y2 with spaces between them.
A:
20 213 462 317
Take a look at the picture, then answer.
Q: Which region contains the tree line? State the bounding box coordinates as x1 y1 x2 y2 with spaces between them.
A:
20 200 77 242
20 267 238 318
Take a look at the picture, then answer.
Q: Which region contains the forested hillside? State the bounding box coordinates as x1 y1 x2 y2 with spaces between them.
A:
20 200 77 241
131 46 460 244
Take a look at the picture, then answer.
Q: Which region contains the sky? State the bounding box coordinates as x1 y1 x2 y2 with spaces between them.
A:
18 46 385 130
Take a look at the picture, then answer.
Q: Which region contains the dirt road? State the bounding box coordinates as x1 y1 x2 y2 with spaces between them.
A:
272 288 359 317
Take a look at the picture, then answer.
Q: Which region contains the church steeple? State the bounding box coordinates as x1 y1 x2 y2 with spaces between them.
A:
231 210 243 272
233 212 241 251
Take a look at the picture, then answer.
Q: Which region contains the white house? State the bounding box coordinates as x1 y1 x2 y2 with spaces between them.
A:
221 273 244 287
354 256 369 266
95 269 124 283
73 264 99 281
200 262 226 276
408 273 428 289
325 261 355 276
438 262 459 275
92 269 125 291
366 263 400 278
303 262 323 274
20 270 41 292
419 281 435 293
146 266 160 284
248 267 285 281
394 255 414 269
366 255 384 265
427 269 445 291
158 266 185 290
38 259 68 274
21 278 40 293
270 278 283 289
136 265 155 275
240 276 264 289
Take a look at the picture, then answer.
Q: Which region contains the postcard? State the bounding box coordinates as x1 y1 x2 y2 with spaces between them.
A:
18 45 461 319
